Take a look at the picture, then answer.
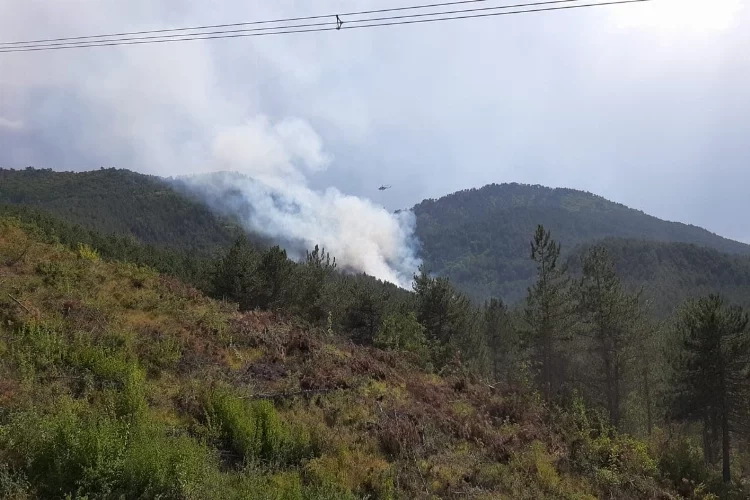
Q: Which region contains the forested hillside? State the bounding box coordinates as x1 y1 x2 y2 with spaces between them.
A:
0 214 682 500
567 238 750 315
2 200 750 497
413 183 750 303
0 168 244 255
4 169 750 317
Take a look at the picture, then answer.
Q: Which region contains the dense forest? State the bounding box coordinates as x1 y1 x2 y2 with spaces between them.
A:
2 199 750 497
567 238 750 315
0 167 246 255
4 168 750 318
413 183 750 303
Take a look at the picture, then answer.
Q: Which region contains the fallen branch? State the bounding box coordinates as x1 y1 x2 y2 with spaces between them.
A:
8 293 31 314
244 381 364 401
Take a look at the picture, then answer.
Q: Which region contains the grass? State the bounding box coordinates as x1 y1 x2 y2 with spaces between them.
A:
0 217 688 499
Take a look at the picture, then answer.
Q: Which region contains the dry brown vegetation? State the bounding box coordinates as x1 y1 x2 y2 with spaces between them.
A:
0 217 709 499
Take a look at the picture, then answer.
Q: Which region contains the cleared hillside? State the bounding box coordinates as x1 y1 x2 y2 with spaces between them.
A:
413 183 750 303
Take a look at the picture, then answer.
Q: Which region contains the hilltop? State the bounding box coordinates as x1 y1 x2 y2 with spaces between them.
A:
413 183 750 304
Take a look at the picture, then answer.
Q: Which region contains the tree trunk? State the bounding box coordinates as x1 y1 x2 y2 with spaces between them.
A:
722 406 731 484
602 344 616 426
643 363 653 436
613 349 621 429
703 411 713 466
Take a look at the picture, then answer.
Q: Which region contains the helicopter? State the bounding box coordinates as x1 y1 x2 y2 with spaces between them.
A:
378 185 392 191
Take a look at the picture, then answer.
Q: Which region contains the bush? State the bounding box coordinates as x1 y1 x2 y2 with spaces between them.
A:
66 343 147 418
8 322 67 381
0 400 220 499
657 435 722 498
205 388 313 466
375 312 431 366
77 243 100 262
562 397 660 496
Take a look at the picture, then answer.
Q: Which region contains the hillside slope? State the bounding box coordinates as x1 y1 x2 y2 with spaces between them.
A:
0 168 244 255
413 183 750 303
567 238 750 315
0 216 683 500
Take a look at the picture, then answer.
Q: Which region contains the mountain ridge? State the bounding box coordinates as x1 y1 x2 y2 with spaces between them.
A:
412 182 750 304
2 167 749 313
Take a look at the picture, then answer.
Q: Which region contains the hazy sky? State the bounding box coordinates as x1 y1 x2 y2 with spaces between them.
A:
1 0 749 243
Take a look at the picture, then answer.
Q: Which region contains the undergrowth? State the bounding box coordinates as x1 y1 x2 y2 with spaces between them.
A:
0 216 720 499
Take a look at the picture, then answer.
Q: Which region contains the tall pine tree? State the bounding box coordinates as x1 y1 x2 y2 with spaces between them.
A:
483 298 517 385
672 294 750 484
524 225 575 401
574 245 641 428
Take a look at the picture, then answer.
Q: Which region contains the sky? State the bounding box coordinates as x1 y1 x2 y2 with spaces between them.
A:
1 0 749 245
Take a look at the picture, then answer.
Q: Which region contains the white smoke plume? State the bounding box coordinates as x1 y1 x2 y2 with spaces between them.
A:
0 1 422 287
179 115 421 288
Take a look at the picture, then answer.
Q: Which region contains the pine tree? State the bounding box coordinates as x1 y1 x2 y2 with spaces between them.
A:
255 246 294 311
483 298 517 384
574 245 640 428
413 265 488 374
296 245 336 322
212 236 260 311
671 294 750 484
524 225 574 400
342 278 387 344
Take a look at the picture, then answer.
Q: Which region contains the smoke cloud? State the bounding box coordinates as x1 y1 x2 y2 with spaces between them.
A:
0 2 423 288
178 115 421 288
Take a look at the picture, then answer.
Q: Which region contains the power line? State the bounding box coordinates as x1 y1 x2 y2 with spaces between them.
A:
0 0 653 54
0 0 492 46
0 0 596 50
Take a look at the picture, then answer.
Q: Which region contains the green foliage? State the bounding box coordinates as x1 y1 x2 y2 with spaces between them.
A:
375 312 431 366
4 191 750 499
413 182 750 305
412 264 489 373
573 244 642 427
524 225 575 400
212 235 262 310
205 388 313 466
568 238 750 316
0 167 244 255
670 294 750 483
562 397 661 497
77 243 100 261
0 399 219 499
7 322 67 381
482 298 520 384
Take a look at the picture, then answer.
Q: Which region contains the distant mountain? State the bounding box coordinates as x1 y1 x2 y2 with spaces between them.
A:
413 183 750 304
0 167 245 255
3 169 748 314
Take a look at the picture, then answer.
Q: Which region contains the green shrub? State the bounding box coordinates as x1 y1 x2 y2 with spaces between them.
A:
77 243 100 262
0 464 30 500
205 388 313 466
139 333 183 376
374 312 431 366
562 397 660 496
0 400 220 499
66 343 147 418
8 322 67 381
0 401 126 498
657 435 723 497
